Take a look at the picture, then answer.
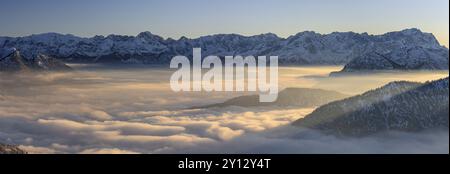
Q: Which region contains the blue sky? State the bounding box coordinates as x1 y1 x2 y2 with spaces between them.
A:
0 0 448 46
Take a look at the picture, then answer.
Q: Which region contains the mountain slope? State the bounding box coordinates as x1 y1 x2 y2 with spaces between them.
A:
196 88 349 108
331 46 449 75
292 77 449 136
0 48 30 72
0 48 72 72
1 28 447 66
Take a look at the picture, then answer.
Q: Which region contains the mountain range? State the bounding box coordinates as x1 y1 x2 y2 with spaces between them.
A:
292 77 449 136
1 28 448 68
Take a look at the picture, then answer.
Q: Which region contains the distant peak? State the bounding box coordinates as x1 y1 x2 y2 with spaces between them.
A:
137 31 160 38
261 32 278 37
178 36 189 40
296 31 317 36
93 35 105 39
137 31 153 37
398 28 424 35
137 31 164 41
401 28 422 32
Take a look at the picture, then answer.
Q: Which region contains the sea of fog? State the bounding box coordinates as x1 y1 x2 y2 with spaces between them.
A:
0 65 448 153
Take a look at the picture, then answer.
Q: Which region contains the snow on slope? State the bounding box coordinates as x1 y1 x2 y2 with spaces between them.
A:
0 28 448 66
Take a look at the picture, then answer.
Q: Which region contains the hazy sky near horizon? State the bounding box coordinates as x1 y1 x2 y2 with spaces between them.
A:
0 0 448 46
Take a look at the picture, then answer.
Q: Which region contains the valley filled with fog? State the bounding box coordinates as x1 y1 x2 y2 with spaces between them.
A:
0 65 448 153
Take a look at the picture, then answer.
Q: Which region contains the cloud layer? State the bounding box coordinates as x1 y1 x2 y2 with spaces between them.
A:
1 67 448 153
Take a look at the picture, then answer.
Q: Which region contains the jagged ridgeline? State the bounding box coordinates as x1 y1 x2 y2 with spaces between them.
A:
0 47 72 72
1 29 448 67
292 77 449 137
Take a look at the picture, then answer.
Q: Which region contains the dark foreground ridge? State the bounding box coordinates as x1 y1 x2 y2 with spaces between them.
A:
293 77 449 136
195 88 349 108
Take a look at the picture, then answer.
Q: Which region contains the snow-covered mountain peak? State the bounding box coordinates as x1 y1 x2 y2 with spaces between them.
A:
136 31 165 42
381 28 442 48
398 28 425 36
0 28 447 65
256 32 280 39
177 36 190 41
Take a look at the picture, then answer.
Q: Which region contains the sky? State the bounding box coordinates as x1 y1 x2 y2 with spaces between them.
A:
0 0 448 47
